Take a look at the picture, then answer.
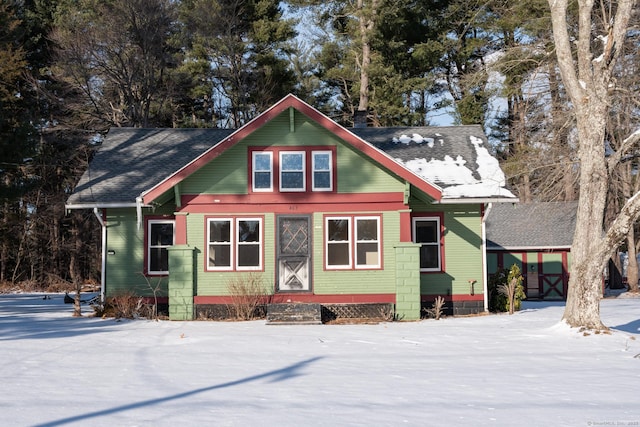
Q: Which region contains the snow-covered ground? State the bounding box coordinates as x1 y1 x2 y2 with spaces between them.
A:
1 294 639 427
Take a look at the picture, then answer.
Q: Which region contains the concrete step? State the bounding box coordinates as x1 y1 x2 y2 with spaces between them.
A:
266 303 322 325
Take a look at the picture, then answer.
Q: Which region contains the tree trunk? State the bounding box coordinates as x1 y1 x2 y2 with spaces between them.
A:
69 213 82 317
626 228 639 293
356 0 378 114
548 0 636 330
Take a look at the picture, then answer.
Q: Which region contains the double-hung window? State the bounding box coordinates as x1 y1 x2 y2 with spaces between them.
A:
312 151 332 191
326 216 381 269
280 151 305 191
147 220 175 275
413 217 442 272
252 152 273 191
207 217 262 271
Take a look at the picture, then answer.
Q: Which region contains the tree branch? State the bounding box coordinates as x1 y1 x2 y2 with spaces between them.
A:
607 129 640 172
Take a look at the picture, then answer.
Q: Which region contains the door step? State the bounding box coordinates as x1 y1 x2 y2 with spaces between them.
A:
266 303 322 325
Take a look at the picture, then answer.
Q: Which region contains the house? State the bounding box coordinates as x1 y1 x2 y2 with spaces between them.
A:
66 94 517 321
485 201 577 300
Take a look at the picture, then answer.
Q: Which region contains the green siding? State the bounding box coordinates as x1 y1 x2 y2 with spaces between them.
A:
410 200 485 297
542 253 563 274
104 206 174 297
311 211 399 295
180 110 405 196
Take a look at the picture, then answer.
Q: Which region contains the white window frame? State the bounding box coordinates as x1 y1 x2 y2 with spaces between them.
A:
354 217 381 269
279 151 306 192
235 217 262 271
412 217 442 272
252 151 273 192
325 217 352 269
147 219 175 275
312 150 333 191
207 217 263 271
207 218 233 271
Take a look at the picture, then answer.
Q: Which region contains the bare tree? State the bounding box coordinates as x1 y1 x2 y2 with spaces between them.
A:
548 0 640 330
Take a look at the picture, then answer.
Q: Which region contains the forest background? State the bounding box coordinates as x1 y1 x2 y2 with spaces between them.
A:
0 0 638 299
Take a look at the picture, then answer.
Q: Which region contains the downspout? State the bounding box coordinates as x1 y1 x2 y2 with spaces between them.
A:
93 208 106 303
136 196 143 230
481 203 493 312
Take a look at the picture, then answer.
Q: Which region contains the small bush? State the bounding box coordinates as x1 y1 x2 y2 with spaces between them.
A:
488 264 525 313
226 273 271 320
107 291 144 319
423 295 446 320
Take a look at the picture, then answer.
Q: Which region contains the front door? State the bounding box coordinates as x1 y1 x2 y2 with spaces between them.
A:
277 215 311 292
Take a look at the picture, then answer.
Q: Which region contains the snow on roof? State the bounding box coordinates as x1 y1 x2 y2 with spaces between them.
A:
393 133 515 199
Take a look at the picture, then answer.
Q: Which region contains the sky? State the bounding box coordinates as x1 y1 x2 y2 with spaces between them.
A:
1 292 639 427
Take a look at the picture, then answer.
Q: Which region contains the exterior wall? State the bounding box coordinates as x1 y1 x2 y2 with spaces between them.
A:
104 206 174 298
411 198 485 312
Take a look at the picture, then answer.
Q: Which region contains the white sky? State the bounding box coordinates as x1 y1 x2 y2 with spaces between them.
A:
2 293 639 426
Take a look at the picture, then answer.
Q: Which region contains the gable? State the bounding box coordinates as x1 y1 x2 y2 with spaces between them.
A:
179 109 408 197
140 95 443 204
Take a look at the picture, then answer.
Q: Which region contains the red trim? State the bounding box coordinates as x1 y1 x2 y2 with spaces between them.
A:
178 192 406 214
175 215 187 245
412 212 446 273
249 146 337 194
399 211 412 242
421 294 485 302
322 214 383 271
194 293 395 305
142 94 442 204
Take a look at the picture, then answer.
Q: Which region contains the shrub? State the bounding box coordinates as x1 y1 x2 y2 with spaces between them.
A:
488 264 525 313
106 291 144 319
226 273 271 320
423 295 446 320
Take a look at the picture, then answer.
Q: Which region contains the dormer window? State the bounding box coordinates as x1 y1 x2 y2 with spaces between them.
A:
249 146 336 194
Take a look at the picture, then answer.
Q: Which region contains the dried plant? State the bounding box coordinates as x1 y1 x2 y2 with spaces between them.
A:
424 295 445 320
226 273 271 320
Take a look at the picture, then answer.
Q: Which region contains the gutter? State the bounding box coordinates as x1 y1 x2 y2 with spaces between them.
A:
481 203 493 312
436 197 519 205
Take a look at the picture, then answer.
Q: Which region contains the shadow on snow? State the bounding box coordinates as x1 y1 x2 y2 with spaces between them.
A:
33 356 324 427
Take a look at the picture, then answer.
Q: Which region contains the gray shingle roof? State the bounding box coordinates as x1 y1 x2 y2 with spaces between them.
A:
66 128 233 206
486 201 578 250
67 124 513 207
351 125 482 182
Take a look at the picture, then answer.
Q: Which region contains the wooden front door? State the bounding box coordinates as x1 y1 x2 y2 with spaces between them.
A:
277 215 311 292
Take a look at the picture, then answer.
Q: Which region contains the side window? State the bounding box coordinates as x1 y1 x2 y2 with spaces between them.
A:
236 219 262 269
208 219 232 270
326 218 351 269
413 217 442 272
147 220 175 275
312 151 332 191
355 217 380 268
326 216 381 270
280 151 305 191
207 217 262 271
252 152 272 192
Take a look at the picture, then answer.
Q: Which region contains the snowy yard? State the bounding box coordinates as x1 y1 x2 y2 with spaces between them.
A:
1 294 639 427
